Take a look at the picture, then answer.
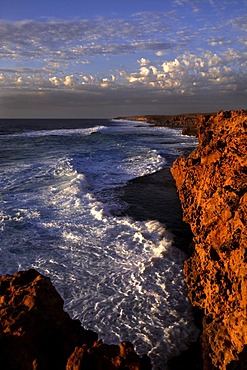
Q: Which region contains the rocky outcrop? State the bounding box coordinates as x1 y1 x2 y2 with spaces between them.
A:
171 110 247 369
115 113 217 136
0 269 151 370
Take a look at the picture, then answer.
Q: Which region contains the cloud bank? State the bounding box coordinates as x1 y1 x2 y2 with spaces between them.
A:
0 2 246 117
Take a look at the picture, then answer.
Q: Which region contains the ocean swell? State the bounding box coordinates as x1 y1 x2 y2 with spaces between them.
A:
0 121 199 368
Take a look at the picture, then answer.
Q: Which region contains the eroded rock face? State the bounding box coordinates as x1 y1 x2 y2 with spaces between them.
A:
0 269 151 370
171 110 247 370
115 112 217 136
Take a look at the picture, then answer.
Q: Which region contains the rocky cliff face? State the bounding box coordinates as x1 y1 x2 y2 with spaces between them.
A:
0 269 151 370
115 113 216 136
171 110 247 370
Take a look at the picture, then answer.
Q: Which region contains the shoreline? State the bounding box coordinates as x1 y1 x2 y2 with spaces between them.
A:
114 168 203 369
114 112 219 136
115 168 193 254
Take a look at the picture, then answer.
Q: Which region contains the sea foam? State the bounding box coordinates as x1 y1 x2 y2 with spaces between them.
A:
0 121 199 369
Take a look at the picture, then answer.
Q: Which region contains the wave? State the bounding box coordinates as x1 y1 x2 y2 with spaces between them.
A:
0 121 200 369
2 125 106 138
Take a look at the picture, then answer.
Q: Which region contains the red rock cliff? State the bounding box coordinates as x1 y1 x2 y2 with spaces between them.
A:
171 110 247 369
0 269 151 370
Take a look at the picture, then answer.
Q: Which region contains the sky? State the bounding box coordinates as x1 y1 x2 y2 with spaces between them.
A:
0 0 246 118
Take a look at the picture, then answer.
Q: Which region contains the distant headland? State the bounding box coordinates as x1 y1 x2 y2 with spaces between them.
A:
114 112 219 136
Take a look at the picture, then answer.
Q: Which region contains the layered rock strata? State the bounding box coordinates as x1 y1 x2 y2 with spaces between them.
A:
171 110 247 370
0 269 151 370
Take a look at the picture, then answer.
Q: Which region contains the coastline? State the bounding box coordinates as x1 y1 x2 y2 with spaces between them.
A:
116 168 193 254
0 118 200 369
115 168 203 370
2 110 245 369
171 110 247 369
114 112 217 136
113 110 247 369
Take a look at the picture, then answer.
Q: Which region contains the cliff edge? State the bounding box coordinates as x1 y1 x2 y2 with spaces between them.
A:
171 110 247 369
115 113 217 136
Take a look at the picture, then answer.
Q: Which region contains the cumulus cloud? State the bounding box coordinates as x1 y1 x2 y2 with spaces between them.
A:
121 48 247 100
100 75 116 88
49 74 89 87
1 46 246 99
155 51 165 57
0 4 246 116
139 67 151 77
49 76 62 86
64 75 78 86
162 59 180 73
138 58 150 66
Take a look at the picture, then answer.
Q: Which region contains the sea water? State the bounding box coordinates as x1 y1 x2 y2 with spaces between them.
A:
0 118 198 369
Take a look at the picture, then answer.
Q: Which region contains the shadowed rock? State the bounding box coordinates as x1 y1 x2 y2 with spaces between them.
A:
0 269 152 370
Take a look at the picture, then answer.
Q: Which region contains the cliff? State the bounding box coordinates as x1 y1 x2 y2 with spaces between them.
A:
171 110 247 369
0 269 151 370
115 113 217 136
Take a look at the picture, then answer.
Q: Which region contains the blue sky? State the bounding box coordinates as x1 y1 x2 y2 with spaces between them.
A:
0 0 246 117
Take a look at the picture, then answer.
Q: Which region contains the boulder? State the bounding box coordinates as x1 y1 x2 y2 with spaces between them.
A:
0 269 151 370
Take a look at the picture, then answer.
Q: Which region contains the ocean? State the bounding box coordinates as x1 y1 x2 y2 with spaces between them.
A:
0 118 198 369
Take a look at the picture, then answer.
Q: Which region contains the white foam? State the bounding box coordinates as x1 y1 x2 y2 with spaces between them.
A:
0 122 199 369
3 125 106 138
0 159 198 368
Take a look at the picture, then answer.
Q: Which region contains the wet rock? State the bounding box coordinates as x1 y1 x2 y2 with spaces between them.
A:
0 269 151 370
171 110 247 369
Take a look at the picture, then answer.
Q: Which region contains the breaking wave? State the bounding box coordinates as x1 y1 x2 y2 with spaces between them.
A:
0 120 199 368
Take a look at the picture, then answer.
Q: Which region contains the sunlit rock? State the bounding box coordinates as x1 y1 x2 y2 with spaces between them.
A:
0 269 151 370
171 110 247 370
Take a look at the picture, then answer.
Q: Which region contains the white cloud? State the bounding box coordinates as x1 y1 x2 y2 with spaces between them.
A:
150 66 158 75
155 51 165 56
49 76 62 86
223 48 241 62
100 75 117 88
119 48 247 98
127 74 139 83
0 6 245 108
1 46 245 99
208 67 222 78
207 53 222 66
162 59 180 73
6 48 243 97
49 75 79 87
64 75 78 86
139 67 150 77
137 58 150 66
100 81 109 88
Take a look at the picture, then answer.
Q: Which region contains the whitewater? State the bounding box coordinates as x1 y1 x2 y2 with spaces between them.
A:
0 118 198 369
